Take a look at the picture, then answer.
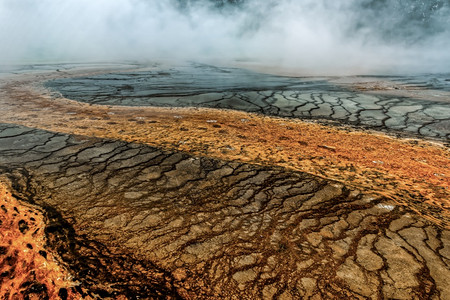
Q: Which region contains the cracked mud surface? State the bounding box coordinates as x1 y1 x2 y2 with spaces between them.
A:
0 124 449 299
1 66 448 225
0 63 449 299
45 64 450 140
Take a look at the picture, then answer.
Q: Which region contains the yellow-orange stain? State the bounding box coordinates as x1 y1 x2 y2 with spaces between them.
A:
1 77 449 227
0 183 82 299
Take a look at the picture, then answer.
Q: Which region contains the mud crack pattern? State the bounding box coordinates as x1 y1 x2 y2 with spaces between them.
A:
45 65 450 140
0 123 449 299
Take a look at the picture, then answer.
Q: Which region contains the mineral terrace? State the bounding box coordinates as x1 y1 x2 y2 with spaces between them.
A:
0 63 449 299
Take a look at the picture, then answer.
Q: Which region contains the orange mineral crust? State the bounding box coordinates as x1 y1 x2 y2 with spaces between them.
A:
0 183 81 299
1 73 449 227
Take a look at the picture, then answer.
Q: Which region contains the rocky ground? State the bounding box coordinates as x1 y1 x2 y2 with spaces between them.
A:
0 64 449 299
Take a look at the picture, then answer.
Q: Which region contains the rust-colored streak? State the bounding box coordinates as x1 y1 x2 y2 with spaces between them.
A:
0 183 81 300
0 74 449 227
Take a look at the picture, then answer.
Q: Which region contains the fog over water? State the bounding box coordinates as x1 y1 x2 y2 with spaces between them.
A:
1 0 449 75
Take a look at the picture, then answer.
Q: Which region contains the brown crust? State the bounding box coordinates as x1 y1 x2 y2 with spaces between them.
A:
0 72 448 227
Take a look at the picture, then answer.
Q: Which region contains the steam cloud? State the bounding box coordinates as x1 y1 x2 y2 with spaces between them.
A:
1 0 449 75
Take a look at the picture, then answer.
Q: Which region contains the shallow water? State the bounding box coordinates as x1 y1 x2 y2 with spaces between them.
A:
44 64 450 140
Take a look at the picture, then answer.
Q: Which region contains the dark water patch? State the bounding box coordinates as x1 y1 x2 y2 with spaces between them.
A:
44 64 450 140
45 63 339 105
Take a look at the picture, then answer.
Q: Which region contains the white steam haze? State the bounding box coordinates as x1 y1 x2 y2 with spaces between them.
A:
1 0 449 75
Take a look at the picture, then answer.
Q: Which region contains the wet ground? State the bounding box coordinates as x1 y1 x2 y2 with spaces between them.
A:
45 63 450 140
1 123 449 299
0 63 449 299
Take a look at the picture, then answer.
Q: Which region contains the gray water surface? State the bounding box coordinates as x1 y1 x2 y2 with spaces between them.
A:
45 64 450 140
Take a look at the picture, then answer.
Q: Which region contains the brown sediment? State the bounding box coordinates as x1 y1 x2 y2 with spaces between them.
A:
1 69 450 299
0 183 81 299
0 74 449 227
2 123 448 298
